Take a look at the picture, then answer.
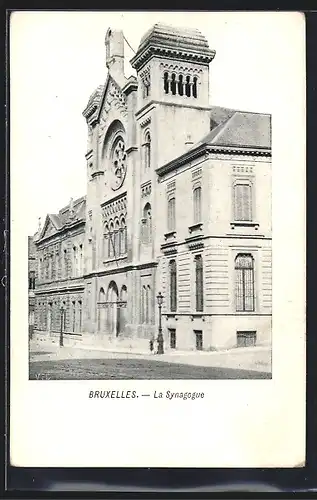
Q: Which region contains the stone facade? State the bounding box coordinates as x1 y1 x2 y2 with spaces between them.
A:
33 23 272 351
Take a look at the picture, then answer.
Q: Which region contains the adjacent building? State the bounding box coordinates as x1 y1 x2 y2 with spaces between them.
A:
33 23 272 351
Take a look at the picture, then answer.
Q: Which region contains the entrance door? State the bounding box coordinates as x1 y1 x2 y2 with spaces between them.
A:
107 281 119 337
194 330 203 351
119 285 127 336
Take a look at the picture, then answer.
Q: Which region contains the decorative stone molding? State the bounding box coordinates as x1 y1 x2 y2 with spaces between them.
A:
230 221 260 230
232 165 254 174
101 193 127 222
188 222 203 235
140 116 151 128
98 80 128 139
166 180 176 193
141 181 151 198
192 168 202 181
159 62 203 74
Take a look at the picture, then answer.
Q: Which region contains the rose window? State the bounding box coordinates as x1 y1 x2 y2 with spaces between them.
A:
111 138 127 190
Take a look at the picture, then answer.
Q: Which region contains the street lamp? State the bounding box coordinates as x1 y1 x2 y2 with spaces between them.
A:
156 292 164 355
60 306 64 347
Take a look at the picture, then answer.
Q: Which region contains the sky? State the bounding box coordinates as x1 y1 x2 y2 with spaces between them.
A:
10 11 301 235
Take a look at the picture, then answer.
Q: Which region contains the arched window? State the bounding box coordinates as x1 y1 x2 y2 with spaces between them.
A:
62 301 66 330
164 72 169 94
171 73 177 95
193 186 202 224
169 260 177 312
63 249 67 278
185 76 191 97
114 219 120 256
178 74 184 96
195 255 204 312
120 218 127 255
235 254 255 312
193 77 198 98
144 131 151 170
142 203 152 245
79 244 83 275
109 222 114 258
73 246 77 277
72 301 76 332
234 182 252 222
167 196 176 232
78 301 82 332
147 285 152 323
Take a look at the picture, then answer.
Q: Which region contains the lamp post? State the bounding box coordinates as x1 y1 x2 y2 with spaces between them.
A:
59 306 64 347
156 292 164 355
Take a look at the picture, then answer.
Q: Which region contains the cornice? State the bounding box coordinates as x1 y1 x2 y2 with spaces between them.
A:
156 144 271 178
131 45 215 71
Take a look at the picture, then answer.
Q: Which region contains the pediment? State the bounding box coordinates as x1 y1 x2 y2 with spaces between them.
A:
39 215 59 240
98 75 128 138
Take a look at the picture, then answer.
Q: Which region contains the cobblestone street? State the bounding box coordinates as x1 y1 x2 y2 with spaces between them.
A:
29 340 271 380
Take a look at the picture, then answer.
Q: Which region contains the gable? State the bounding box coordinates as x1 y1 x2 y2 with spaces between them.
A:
98 75 128 140
39 215 59 240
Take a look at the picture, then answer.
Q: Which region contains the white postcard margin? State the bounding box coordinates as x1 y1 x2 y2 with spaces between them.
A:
10 11 306 468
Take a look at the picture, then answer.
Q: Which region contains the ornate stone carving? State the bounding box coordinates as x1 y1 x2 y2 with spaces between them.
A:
140 116 151 128
141 181 151 198
98 80 128 139
232 165 254 174
110 137 127 191
101 194 127 222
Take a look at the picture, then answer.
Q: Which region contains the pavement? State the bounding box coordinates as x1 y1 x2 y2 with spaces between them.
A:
29 338 272 373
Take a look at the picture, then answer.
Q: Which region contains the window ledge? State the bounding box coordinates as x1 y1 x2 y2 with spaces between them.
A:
230 221 259 229
164 230 177 241
188 222 203 234
191 313 205 321
103 255 127 265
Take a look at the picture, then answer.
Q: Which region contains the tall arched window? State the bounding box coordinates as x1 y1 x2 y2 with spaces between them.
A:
147 285 152 323
164 72 169 94
235 254 255 312
142 203 152 244
234 182 252 222
78 300 82 332
144 131 151 170
120 217 127 255
109 221 114 258
167 197 176 232
195 254 204 312
114 219 120 256
169 260 177 312
193 186 202 224
178 74 184 96
171 73 177 95
185 76 191 97
193 77 198 98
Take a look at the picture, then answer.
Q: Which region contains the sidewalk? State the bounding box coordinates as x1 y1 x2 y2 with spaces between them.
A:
30 338 272 373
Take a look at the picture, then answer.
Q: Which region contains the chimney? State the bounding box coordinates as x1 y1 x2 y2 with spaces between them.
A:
105 28 125 81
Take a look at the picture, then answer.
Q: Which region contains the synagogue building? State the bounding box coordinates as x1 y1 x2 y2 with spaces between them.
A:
32 23 272 351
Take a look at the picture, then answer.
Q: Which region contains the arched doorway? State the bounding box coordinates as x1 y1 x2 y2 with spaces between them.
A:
119 285 128 335
97 287 106 333
106 281 119 336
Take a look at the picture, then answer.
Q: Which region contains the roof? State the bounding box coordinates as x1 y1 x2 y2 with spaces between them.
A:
138 23 212 54
193 108 271 150
157 107 271 177
37 196 86 242
131 22 215 69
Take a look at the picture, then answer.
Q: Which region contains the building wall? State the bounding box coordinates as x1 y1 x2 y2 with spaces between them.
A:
156 152 272 350
34 223 85 339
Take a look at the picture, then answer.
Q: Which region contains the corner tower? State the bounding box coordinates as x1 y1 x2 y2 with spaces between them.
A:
130 23 216 165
